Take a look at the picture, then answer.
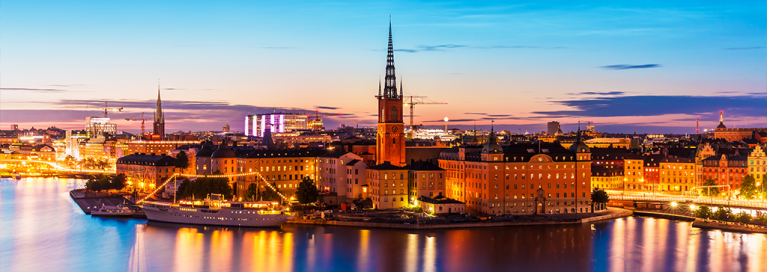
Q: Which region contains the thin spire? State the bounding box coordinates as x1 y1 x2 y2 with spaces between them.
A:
384 16 397 98
400 75 403 97
378 76 382 97
719 110 724 123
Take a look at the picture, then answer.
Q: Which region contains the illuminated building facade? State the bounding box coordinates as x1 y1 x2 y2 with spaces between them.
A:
116 140 200 158
368 162 409 209
85 117 117 138
245 113 308 137
713 111 767 142
748 145 766 182
317 152 363 199
701 154 748 193
235 149 322 198
659 157 696 192
439 131 593 215
344 159 369 200
117 153 179 191
408 160 446 202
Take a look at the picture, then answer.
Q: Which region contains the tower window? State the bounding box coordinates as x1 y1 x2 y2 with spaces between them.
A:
390 106 397 121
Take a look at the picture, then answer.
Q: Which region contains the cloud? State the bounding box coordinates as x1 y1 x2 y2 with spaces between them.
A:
1 87 69 93
487 114 511 117
568 91 625 96
476 45 566 49
464 112 487 115
396 44 466 53
534 95 766 118
724 47 765 50
601 64 661 70
424 118 475 122
257 46 297 49
317 106 340 110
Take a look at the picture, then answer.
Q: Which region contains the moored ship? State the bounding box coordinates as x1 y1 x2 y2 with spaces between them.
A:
141 195 294 227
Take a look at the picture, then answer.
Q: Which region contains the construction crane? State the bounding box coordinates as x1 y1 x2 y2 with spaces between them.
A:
125 113 199 135
404 95 447 139
67 101 124 117
306 110 343 132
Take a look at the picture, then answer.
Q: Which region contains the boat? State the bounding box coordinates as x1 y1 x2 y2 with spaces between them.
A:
91 202 136 217
141 194 294 227
14 174 22 180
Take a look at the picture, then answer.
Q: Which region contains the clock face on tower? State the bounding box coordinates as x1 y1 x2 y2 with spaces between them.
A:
392 126 398 133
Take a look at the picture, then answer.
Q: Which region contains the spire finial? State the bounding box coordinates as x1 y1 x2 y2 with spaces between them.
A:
384 17 397 98
720 110 724 123
378 76 382 97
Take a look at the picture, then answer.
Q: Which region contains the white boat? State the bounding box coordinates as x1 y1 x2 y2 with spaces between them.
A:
91 202 136 217
141 196 294 227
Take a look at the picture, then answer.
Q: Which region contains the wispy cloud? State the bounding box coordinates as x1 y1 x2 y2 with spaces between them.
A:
257 46 297 49
568 91 625 96
535 95 766 118
317 106 340 110
724 46 765 50
397 44 466 53
1 87 70 93
601 64 661 70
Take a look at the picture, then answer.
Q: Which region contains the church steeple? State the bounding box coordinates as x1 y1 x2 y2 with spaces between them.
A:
153 82 165 137
716 110 727 129
384 17 398 99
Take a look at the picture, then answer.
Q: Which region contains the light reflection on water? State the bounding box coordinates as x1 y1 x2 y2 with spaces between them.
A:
1 178 766 272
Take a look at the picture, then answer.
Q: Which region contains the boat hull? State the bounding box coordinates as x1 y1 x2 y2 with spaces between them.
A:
143 206 292 227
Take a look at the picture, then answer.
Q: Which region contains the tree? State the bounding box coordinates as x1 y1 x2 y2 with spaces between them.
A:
760 175 767 198
175 151 190 171
111 174 127 191
176 171 233 200
739 175 757 199
591 188 609 212
701 179 720 197
244 183 260 201
295 177 319 204
714 206 733 221
738 212 753 224
758 213 767 225
260 182 282 202
86 178 103 192
695 205 712 219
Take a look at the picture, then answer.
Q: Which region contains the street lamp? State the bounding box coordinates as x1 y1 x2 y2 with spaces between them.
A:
444 117 449 132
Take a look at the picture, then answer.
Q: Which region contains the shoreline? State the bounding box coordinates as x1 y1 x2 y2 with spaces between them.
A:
691 219 767 234
286 208 633 230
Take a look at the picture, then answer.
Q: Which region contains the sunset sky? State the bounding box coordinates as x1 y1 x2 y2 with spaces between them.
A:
2 0 765 134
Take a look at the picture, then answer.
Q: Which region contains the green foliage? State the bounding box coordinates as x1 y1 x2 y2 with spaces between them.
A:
737 212 753 224
411 206 424 213
295 177 319 204
695 205 712 219
112 173 127 191
260 182 282 202
758 213 767 225
713 206 733 221
86 174 127 192
176 172 233 200
175 151 190 170
591 188 609 203
244 183 260 201
701 179 720 197
739 175 758 199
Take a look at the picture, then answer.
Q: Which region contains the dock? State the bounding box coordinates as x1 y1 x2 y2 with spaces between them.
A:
69 189 146 218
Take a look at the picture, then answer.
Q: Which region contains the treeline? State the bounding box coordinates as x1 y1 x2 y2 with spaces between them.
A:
176 172 233 200
86 174 127 192
694 205 767 225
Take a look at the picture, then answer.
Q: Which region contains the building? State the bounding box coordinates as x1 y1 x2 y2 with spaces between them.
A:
116 140 200 158
438 130 593 215
701 153 749 194
153 88 165 138
368 162 409 209
547 121 560 136
713 111 767 142
658 157 696 193
116 153 179 192
748 145 766 182
408 160 446 202
344 159 369 200
375 21 406 167
589 147 628 190
235 149 323 199
418 196 465 214
624 156 645 191
85 117 117 138
317 152 363 202
245 113 309 137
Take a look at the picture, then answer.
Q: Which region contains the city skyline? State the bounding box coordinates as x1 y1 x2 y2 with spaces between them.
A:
2 1 766 134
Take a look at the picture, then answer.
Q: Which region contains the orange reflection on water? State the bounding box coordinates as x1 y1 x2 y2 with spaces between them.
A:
173 227 204 272
209 230 233 272
357 229 370 271
405 234 418 272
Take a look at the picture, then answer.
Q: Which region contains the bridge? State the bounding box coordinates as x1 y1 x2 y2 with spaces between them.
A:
0 159 115 175
609 194 767 210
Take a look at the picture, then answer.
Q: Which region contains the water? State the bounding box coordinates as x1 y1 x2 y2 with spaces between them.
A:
1 178 766 272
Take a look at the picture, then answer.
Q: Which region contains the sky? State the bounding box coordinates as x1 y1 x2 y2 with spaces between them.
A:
1 0 766 134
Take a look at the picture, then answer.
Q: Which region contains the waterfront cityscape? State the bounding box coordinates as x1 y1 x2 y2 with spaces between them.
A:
2 1 766 271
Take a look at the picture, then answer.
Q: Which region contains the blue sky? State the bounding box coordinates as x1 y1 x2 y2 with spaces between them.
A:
1 0 765 134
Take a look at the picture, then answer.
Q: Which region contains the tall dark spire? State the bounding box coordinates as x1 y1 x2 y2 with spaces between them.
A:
153 81 165 136
384 17 398 99
378 76 382 97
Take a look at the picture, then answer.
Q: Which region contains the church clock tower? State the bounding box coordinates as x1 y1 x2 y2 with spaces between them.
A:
376 20 406 167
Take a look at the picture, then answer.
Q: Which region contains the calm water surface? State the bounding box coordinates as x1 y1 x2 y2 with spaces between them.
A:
1 178 766 272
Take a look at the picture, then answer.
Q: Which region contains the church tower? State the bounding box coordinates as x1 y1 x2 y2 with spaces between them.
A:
153 84 165 138
376 20 406 167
